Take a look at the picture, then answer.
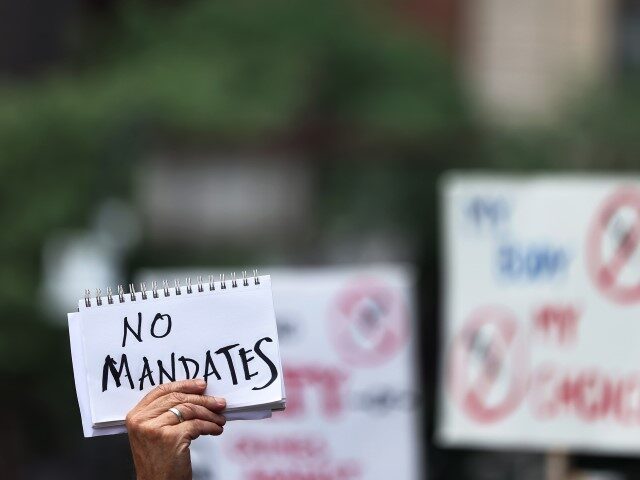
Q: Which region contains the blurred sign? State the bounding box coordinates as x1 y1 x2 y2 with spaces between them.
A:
138 155 312 246
40 199 138 320
188 265 421 480
439 175 640 454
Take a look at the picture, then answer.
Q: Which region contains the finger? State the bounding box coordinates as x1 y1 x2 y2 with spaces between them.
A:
147 391 226 415
175 419 224 441
155 403 227 427
137 379 207 409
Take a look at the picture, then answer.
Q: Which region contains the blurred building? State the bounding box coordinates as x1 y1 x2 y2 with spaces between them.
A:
461 0 614 124
2 1 640 479
403 0 626 125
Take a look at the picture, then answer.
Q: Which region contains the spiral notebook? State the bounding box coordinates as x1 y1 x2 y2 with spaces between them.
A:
68 272 285 434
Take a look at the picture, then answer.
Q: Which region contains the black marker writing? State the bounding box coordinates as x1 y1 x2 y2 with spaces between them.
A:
121 312 172 347
102 354 134 391
122 313 143 348
158 352 176 383
138 356 156 390
239 347 258 380
179 356 200 379
151 313 172 339
101 337 279 392
253 337 278 390
215 343 240 385
204 350 222 382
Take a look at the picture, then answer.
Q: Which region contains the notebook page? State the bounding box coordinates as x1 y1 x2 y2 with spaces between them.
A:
69 313 274 437
79 275 283 425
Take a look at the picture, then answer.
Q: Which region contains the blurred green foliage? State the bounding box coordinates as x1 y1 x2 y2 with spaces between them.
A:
0 0 638 473
0 2 468 467
1 1 639 373
0 0 464 370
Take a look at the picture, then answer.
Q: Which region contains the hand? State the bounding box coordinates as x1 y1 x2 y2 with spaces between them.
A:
126 379 227 480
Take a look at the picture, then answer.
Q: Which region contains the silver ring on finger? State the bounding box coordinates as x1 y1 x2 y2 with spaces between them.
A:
168 407 184 423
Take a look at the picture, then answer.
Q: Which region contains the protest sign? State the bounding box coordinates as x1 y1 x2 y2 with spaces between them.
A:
439 175 640 454
70 274 285 431
148 266 422 480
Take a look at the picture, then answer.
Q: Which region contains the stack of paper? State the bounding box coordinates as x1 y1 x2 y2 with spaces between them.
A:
68 274 286 437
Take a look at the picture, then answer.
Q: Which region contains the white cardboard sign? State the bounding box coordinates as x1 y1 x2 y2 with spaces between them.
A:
74 275 283 428
439 175 640 454
181 265 420 480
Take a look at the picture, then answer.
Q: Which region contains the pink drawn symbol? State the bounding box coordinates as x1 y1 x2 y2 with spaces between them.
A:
449 306 529 424
587 187 640 304
328 278 409 368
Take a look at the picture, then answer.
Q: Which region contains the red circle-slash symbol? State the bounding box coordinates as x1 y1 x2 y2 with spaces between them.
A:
328 278 409 367
586 187 640 304
449 306 529 424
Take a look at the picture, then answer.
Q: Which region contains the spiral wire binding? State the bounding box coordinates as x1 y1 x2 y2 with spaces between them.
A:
84 270 261 307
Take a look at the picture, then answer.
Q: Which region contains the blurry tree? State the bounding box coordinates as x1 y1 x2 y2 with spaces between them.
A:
0 0 463 366
0 1 467 474
0 1 637 477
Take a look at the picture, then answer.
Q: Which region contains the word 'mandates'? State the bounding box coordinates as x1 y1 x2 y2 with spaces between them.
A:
100 311 279 392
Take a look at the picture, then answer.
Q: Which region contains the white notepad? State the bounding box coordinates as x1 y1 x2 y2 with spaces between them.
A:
68 273 285 433
69 312 274 437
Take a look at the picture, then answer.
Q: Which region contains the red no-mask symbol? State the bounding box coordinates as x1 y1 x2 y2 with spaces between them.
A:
587 187 640 304
449 306 529 424
328 278 409 368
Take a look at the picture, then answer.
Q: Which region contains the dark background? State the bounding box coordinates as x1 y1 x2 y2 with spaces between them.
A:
0 0 639 478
